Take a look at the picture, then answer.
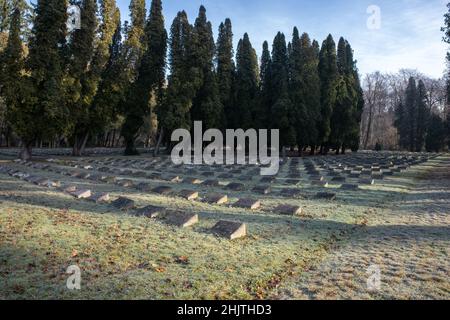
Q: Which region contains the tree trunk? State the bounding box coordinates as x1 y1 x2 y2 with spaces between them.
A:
19 142 32 161
124 136 139 156
154 127 164 157
72 133 89 157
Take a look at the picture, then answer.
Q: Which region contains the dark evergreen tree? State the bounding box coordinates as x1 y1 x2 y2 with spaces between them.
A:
233 33 258 129
216 18 234 128
288 28 321 152
318 34 338 152
270 32 295 148
122 0 167 155
425 113 446 152
91 18 128 139
66 0 98 156
123 0 146 82
190 5 222 130
258 40 272 128
157 11 195 147
13 0 69 160
415 80 429 151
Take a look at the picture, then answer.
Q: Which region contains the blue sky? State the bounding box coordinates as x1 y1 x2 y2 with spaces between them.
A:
117 0 447 78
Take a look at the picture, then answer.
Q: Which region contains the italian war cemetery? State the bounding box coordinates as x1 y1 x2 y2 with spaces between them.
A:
0 0 449 300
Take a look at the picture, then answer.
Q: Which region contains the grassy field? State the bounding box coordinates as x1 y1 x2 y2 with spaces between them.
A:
0 154 448 300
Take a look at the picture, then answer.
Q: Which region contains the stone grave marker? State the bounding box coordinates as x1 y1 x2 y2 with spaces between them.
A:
89 193 110 203
233 198 261 210
204 193 228 205
184 177 202 185
152 186 173 195
112 197 135 210
116 179 134 188
340 184 359 190
226 182 245 191
179 189 199 201
274 204 302 216
359 178 375 185
211 221 247 240
252 185 272 195
279 188 303 198
202 179 220 187
135 205 165 218
136 182 152 192
162 211 199 228
71 189 92 199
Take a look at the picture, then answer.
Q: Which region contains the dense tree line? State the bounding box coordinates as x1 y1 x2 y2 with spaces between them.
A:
0 0 366 159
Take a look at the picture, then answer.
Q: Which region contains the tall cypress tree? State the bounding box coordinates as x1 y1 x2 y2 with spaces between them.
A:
122 0 167 155
288 28 321 152
190 5 222 130
66 0 98 156
270 32 295 148
415 80 429 152
91 17 128 139
258 40 272 129
425 113 446 152
123 0 146 82
156 11 194 147
13 0 69 159
1 8 23 145
216 18 234 128
234 33 258 129
318 34 338 152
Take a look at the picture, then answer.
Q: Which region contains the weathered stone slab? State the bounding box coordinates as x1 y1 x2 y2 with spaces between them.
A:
371 173 384 180
135 205 165 218
211 220 247 240
311 180 329 187
202 179 220 187
163 175 181 183
178 189 199 201
162 211 199 228
331 176 346 182
88 193 110 203
204 193 228 205
79 172 91 179
63 185 77 193
116 179 134 188
71 189 92 199
98 167 110 172
340 184 359 190
234 198 261 210
184 177 202 185
260 176 276 184
274 204 302 216
103 176 117 183
252 185 272 195
152 186 173 195
359 178 375 185
315 192 337 200
280 188 303 198
112 197 135 210
227 182 245 191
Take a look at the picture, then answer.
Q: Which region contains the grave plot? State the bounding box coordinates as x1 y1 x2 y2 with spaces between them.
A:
88 193 110 203
112 197 135 210
211 221 247 240
161 211 199 228
226 182 246 191
273 204 303 216
134 205 165 218
71 189 92 199
178 189 199 201
204 193 228 205
233 198 261 210
252 185 272 195
152 186 173 195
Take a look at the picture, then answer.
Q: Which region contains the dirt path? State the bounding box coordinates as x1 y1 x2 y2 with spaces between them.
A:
271 156 450 300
